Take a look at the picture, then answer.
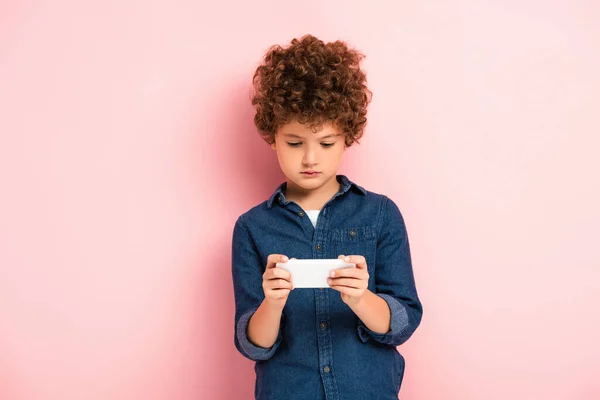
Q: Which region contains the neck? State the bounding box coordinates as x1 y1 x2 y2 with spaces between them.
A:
285 175 341 210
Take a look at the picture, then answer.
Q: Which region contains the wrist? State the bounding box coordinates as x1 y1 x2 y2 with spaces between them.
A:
346 289 371 310
264 297 286 311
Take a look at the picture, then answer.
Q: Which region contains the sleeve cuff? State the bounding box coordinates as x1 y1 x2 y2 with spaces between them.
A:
357 294 409 344
237 308 283 360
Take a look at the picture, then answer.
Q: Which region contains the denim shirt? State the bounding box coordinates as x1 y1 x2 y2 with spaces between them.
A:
231 175 423 400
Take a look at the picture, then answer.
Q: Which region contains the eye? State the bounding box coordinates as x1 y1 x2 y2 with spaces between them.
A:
286 142 335 148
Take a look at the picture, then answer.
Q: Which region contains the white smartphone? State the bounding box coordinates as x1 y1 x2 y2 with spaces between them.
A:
275 258 356 288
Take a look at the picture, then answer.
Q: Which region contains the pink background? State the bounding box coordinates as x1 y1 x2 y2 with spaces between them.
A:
1 1 599 399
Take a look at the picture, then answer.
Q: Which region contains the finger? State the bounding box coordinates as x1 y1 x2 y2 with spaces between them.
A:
266 266 292 281
266 278 293 290
335 254 364 278
330 267 362 278
328 285 363 297
267 254 289 269
342 255 367 269
263 274 293 289
328 277 366 289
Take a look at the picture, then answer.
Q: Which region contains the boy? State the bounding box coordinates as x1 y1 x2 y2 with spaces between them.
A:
231 34 423 400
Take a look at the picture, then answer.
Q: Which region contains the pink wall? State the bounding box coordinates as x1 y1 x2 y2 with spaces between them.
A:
1 1 599 399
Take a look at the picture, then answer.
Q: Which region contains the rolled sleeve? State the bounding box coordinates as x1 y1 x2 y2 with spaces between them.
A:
236 308 283 361
232 216 283 361
357 294 409 344
357 196 423 347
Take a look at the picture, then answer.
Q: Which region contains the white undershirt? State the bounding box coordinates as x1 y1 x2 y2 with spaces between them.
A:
305 209 320 228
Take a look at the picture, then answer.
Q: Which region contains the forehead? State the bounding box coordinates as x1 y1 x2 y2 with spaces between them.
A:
277 120 343 139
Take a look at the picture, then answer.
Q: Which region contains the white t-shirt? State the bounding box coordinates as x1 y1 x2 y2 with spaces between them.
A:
305 209 320 228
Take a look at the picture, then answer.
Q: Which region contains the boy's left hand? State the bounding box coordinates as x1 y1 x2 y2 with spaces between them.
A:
328 255 369 306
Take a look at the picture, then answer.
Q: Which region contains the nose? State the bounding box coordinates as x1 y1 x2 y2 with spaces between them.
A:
302 144 317 166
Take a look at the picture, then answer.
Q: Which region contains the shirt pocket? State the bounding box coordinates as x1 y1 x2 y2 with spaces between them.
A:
329 226 377 274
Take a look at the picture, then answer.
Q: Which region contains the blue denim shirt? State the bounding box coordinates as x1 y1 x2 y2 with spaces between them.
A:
231 175 423 400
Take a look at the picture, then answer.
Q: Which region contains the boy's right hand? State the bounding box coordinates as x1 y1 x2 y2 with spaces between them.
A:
263 254 295 307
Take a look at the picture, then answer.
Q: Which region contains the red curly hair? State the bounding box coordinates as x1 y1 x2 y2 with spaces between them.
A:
251 34 372 147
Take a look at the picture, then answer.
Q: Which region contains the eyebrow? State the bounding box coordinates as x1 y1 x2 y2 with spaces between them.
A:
283 133 339 139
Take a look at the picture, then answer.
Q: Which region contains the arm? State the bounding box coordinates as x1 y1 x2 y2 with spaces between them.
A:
247 295 285 348
347 289 393 334
231 216 285 361
356 196 423 346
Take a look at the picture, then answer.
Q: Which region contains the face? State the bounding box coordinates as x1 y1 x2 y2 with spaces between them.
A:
271 119 347 197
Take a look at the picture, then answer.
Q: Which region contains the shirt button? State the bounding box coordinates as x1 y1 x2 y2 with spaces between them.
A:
320 322 327 329
298 211 304 217
349 229 357 237
323 366 330 373
316 243 322 251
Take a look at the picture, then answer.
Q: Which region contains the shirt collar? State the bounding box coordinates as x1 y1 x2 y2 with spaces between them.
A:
266 174 366 208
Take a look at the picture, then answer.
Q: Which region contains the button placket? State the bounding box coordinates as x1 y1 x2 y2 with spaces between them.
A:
312 203 340 399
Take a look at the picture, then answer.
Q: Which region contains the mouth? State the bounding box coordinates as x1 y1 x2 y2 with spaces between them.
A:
301 171 320 176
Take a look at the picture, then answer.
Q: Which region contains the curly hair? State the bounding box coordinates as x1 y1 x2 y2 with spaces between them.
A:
251 34 372 147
